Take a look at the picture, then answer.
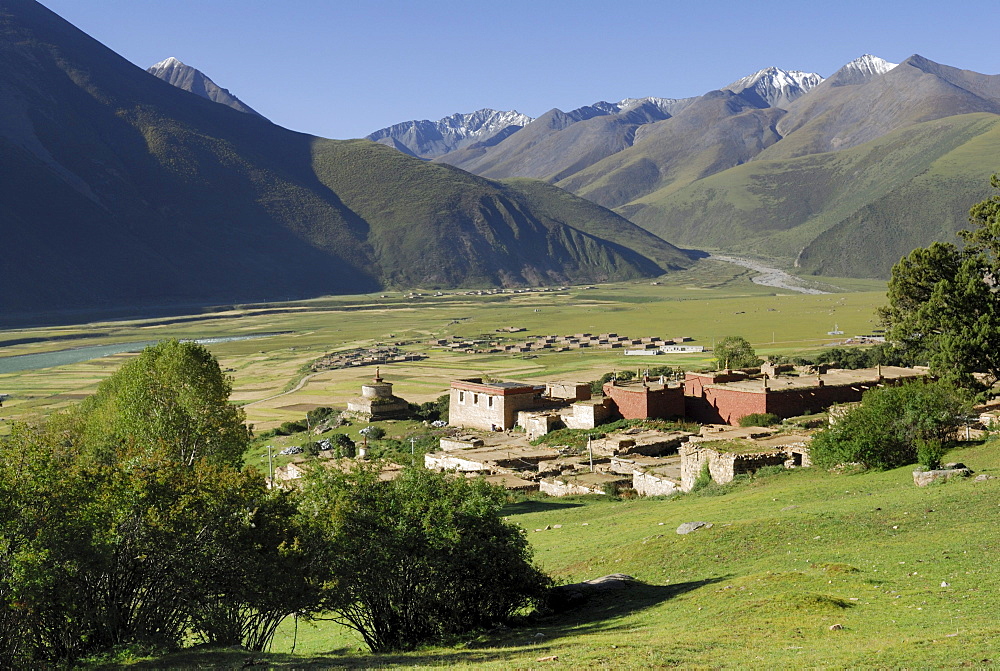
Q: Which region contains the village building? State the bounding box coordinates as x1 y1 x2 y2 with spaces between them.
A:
602 378 685 421
345 368 410 420
448 378 594 431
683 365 928 426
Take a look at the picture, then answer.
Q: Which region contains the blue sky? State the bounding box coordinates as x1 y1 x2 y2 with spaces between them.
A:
38 0 1000 140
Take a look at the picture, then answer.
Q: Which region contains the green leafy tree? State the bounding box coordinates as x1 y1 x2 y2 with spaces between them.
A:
714 336 760 370
299 465 550 652
880 176 1000 393
0 422 322 663
79 340 251 466
810 380 969 470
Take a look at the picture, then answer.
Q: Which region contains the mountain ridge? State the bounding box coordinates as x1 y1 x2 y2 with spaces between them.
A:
0 0 691 320
147 56 264 118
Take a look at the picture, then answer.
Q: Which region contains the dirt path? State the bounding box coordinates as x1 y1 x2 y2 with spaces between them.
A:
243 371 322 408
710 254 830 295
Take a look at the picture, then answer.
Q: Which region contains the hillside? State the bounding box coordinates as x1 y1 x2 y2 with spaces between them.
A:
0 1 689 320
136 437 1000 667
405 54 1000 278
623 113 1000 276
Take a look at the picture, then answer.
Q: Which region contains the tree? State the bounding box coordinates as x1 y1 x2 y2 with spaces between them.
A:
78 340 251 466
299 465 550 652
0 422 323 664
713 336 759 370
810 380 969 470
880 176 1000 393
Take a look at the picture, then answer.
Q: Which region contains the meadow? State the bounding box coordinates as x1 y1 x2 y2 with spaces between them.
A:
0 259 885 436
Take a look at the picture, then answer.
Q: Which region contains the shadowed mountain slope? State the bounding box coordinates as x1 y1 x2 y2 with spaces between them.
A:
0 1 690 318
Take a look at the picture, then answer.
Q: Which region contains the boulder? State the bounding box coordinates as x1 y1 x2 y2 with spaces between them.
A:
913 467 973 487
677 521 713 535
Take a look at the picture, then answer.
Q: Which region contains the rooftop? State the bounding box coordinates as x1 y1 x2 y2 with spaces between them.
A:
707 366 927 392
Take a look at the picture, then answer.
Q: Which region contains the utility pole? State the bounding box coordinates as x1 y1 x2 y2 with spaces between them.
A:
262 445 274 486
410 436 416 455
588 435 594 473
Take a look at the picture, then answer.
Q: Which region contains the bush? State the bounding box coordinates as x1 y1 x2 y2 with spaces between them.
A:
739 413 780 427
306 406 335 426
329 433 356 458
916 438 946 471
300 465 550 652
275 420 307 436
362 426 386 441
810 380 969 470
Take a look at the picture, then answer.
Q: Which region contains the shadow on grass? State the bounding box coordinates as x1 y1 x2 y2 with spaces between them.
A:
502 499 585 515
118 578 723 669
537 576 727 640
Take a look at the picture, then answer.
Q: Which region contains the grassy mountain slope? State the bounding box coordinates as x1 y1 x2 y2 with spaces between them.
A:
762 55 1000 162
622 113 1000 276
0 1 687 318
309 141 691 288
557 92 785 210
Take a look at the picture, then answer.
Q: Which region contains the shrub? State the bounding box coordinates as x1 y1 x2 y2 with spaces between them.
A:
810 380 969 470
916 438 946 471
739 412 780 427
300 465 550 652
276 420 307 436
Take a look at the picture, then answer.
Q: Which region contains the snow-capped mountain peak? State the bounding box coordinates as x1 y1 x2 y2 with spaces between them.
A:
366 109 534 158
827 54 899 86
724 67 824 108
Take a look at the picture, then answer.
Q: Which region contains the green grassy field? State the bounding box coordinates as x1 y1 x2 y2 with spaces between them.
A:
0 263 885 434
112 438 1000 669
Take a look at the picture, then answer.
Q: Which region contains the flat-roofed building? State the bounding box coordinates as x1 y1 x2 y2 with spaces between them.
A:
683 366 929 426
448 378 545 431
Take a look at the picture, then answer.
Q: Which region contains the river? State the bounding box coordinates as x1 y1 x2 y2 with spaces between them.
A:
0 334 285 374
710 254 830 295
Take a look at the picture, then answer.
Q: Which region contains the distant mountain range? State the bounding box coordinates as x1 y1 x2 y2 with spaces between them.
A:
368 54 1000 278
0 0 692 321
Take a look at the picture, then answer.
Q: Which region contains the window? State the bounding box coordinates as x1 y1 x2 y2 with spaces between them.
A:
473 394 479 404
488 396 493 408
459 391 465 404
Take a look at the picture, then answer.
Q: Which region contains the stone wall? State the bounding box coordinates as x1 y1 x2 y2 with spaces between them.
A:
563 400 613 430
633 471 682 496
680 442 804 491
